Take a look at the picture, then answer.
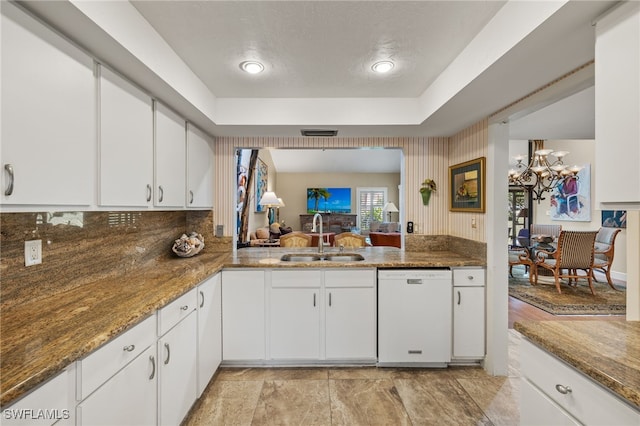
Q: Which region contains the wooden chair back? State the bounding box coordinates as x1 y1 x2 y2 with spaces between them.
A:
333 232 367 248
279 232 312 248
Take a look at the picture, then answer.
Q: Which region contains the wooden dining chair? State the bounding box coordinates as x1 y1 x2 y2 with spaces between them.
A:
534 230 598 294
333 232 368 248
592 227 622 289
279 232 312 248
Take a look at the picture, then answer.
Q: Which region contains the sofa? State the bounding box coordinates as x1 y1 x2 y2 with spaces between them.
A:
369 232 401 248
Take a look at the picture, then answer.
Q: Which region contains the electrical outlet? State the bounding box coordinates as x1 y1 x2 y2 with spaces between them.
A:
25 239 42 266
471 218 477 228
215 224 224 237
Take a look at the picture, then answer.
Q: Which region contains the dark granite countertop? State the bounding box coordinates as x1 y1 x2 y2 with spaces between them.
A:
514 320 640 409
1 247 483 407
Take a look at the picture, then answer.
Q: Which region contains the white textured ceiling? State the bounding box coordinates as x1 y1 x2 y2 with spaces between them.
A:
130 1 505 98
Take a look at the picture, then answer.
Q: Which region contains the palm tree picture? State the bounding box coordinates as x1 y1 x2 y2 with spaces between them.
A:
307 188 331 213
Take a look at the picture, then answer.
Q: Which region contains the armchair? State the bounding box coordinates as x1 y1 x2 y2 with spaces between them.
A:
592 227 622 289
534 230 598 294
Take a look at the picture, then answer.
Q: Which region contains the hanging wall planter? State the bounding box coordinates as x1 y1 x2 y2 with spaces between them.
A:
420 179 437 206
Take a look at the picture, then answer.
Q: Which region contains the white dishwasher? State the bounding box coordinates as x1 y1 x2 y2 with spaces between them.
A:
378 269 452 366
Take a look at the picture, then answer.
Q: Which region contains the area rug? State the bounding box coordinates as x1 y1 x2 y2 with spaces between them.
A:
508 267 626 315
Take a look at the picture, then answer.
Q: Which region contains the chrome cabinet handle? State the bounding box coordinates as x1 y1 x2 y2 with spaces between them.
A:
313 293 316 307
407 279 422 285
408 350 423 354
123 344 135 352
149 355 156 380
555 384 572 394
457 291 461 305
329 292 332 307
158 185 164 203
164 343 171 365
4 164 14 196
199 291 205 308
180 305 189 311
146 184 152 202
189 190 194 204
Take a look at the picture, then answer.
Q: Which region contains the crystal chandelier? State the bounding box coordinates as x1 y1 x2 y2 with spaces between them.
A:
508 140 581 203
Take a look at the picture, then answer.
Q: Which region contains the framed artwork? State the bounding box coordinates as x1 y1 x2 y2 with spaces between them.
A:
602 210 627 228
255 158 268 212
449 157 485 212
550 164 591 222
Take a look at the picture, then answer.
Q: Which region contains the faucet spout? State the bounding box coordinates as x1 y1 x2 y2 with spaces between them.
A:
312 213 324 254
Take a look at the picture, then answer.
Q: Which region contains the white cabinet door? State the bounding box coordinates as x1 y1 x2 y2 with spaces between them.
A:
1 1 94 206
270 287 320 360
186 123 213 208
154 102 186 208
325 270 376 360
521 379 580 426
197 273 221 396
158 312 197 426
452 286 485 359
595 2 640 207
3 367 74 426
222 270 265 360
99 65 153 207
77 345 157 426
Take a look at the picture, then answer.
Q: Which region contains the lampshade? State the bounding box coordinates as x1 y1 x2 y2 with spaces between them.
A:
383 202 399 213
277 198 285 208
259 191 280 207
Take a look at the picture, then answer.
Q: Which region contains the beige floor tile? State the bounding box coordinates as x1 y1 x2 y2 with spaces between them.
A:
329 379 411 426
446 365 490 379
263 367 329 380
216 367 267 381
394 378 492 426
457 377 520 426
388 367 455 380
252 380 331 425
329 366 392 380
184 380 263 426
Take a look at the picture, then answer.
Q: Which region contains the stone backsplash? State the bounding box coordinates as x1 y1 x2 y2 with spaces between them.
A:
0 210 215 309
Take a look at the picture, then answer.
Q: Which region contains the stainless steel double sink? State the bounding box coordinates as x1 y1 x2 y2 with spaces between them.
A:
280 253 365 262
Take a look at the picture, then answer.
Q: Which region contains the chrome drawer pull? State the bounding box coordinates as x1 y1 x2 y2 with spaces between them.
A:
199 291 205 308
467 275 474 280
4 164 14 196
123 344 135 352
149 355 156 380
555 384 572 394
164 343 171 365
146 184 152 202
408 350 423 354
406 279 422 285
181 305 189 311
158 185 164 203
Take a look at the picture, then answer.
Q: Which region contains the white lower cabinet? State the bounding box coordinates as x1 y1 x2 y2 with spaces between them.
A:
158 312 197 426
77 345 157 426
324 270 376 360
452 268 485 360
196 272 222 396
222 270 266 361
521 339 640 425
270 270 321 360
3 366 75 426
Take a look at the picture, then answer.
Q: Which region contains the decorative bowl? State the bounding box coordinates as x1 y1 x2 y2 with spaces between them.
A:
172 232 204 258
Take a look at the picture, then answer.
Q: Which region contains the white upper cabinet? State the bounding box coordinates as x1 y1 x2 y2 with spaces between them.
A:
154 102 186 208
186 123 214 208
1 1 94 207
99 65 153 207
595 2 640 208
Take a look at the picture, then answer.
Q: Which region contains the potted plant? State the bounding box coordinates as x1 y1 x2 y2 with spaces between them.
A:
420 179 437 205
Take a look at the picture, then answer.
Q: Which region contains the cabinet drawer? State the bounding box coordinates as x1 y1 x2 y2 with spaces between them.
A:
79 314 156 399
158 288 198 336
271 270 321 288
452 268 485 286
325 269 375 287
521 339 639 425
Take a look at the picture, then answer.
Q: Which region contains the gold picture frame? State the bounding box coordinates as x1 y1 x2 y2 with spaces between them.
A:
449 157 486 212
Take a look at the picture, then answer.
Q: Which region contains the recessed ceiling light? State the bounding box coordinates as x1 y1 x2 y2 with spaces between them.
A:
371 61 394 73
240 61 264 74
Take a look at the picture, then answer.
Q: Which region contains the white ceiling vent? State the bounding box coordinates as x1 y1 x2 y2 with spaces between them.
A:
300 129 338 137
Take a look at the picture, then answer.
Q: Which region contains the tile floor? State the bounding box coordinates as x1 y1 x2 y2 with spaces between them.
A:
185 330 522 425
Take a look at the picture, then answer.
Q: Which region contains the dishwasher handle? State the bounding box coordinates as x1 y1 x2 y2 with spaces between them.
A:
406 278 423 285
